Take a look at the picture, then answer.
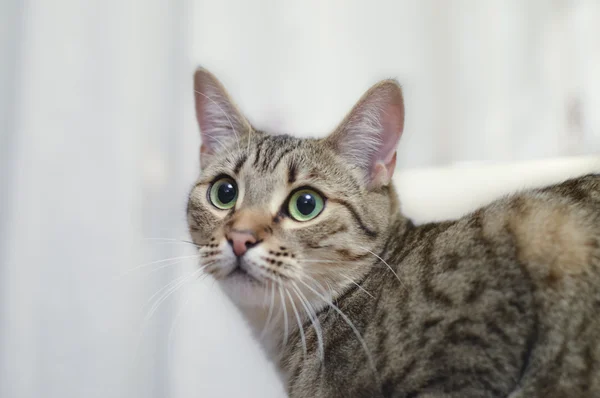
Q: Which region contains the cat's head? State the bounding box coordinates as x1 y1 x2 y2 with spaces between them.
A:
187 68 404 308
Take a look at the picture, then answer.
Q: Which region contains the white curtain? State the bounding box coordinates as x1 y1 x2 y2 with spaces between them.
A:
193 0 600 168
1 1 599 398
1 0 195 397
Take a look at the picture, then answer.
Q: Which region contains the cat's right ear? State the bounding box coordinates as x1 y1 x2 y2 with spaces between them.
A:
194 67 251 167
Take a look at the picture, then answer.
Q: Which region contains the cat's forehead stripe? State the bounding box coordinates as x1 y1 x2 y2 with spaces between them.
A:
233 154 248 175
267 147 295 172
288 161 297 184
252 134 302 173
251 135 271 168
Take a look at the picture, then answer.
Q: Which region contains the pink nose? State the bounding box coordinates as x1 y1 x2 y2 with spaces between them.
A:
226 231 258 257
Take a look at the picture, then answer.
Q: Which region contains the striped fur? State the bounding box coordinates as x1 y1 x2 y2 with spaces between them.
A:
188 68 600 397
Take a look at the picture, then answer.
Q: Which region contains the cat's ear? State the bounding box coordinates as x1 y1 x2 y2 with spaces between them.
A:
193 67 251 167
326 79 404 188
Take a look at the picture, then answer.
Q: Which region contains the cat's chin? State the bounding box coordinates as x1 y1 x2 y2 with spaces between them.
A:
218 270 268 307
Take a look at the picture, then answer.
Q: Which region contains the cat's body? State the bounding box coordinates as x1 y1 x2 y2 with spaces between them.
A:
187 67 600 397
282 174 600 397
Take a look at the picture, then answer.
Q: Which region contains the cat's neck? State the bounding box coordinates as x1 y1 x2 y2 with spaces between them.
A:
237 212 413 379
232 221 414 351
234 299 305 384
235 295 314 357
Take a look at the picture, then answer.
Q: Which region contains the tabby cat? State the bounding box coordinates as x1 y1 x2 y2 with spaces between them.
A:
187 67 600 397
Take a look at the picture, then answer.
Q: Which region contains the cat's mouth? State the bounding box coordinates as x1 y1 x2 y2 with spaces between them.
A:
227 259 261 284
229 265 248 277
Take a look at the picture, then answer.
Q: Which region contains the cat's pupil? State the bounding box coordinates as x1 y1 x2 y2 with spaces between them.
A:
218 182 236 204
296 193 316 215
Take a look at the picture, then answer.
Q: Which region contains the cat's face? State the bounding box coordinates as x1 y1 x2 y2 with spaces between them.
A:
188 68 404 309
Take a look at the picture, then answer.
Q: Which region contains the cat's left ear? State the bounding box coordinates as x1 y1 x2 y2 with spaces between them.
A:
326 79 404 188
194 67 251 167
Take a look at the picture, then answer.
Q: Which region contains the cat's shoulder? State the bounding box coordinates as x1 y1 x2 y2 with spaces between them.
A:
475 173 600 281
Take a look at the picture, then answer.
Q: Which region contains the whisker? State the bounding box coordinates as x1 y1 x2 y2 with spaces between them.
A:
260 278 271 307
298 259 371 265
338 273 374 299
145 269 203 323
325 281 336 308
143 259 188 276
299 273 338 318
197 272 213 285
145 274 190 306
357 246 405 289
120 254 201 277
297 258 375 299
127 269 203 385
291 282 324 362
296 277 379 383
285 286 307 359
278 282 289 346
259 280 276 340
143 237 204 248
301 273 333 301
145 264 209 308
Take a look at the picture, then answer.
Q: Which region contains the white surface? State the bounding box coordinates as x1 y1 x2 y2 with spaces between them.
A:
1 1 600 398
398 155 600 224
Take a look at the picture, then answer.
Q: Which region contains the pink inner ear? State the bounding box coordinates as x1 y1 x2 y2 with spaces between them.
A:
368 98 404 184
370 151 397 187
194 68 248 158
326 79 405 186
379 113 403 163
195 89 225 156
199 143 210 168
200 143 209 156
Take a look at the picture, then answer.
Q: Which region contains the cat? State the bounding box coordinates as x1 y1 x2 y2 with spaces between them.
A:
187 67 600 397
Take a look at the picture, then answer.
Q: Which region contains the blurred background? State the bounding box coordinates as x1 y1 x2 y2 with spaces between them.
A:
1 1 599 397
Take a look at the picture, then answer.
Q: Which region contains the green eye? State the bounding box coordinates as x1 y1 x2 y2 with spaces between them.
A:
288 189 325 221
209 177 238 210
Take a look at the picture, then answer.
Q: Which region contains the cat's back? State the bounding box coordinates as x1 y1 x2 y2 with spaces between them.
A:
287 174 600 397
481 173 600 285
387 173 600 397
479 173 600 397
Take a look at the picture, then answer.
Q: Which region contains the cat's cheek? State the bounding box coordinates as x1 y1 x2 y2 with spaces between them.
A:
188 227 207 245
